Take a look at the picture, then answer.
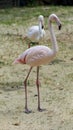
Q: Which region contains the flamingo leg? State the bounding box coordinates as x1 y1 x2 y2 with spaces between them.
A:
36 66 41 111
36 66 46 112
24 67 32 113
28 43 30 48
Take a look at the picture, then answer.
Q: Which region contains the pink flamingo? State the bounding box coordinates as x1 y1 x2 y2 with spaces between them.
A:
14 14 62 113
24 15 45 48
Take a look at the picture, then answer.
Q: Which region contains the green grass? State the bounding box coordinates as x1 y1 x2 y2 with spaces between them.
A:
0 6 73 25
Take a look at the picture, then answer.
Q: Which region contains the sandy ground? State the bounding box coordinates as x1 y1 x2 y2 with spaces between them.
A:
0 63 73 130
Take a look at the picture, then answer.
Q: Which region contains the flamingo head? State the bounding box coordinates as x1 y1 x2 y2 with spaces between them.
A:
38 15 44 29
49 14 62 30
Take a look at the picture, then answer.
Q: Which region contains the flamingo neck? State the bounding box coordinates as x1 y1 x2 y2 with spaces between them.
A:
49 21 58 54
39 21 42 35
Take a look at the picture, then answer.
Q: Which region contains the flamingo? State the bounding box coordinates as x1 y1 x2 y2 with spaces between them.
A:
24 15 46 48
14 14 62 113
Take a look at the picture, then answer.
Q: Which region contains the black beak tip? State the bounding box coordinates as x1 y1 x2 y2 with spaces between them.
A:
42 25 44 29
59 24 62 30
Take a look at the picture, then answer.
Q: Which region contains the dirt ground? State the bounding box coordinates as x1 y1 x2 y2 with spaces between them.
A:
0 7 73 130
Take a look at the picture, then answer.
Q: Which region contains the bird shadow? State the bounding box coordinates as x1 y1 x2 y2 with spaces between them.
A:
0 61 5 67
49 58 66 65
0 81 24 92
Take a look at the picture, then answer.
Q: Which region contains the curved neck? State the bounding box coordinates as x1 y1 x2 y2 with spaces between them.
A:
49 21 58 54
39 21 42 34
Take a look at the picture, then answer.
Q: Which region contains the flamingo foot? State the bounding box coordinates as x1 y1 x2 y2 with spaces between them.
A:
38 107 46 112
25 108 32 114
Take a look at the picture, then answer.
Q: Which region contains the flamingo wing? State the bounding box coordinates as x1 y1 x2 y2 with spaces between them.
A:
27 26 40 41
25 46 53 66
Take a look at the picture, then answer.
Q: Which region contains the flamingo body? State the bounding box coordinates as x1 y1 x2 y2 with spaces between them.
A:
14 45 55 66
27 26 45 42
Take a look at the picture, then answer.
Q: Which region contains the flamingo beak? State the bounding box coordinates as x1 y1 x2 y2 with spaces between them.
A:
59 24 62 30
42 25 44 29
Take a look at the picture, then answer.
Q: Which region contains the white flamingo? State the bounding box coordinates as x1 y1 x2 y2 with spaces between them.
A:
24 15 46 48
14 14 62 113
